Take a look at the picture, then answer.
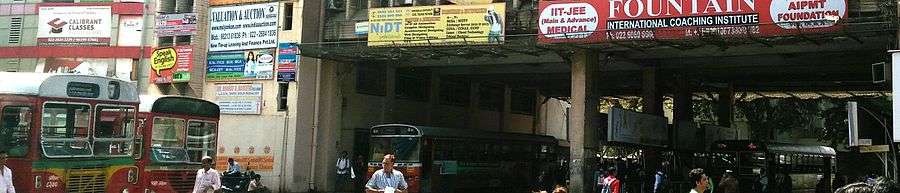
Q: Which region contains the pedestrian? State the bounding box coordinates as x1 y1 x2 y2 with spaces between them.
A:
354 154 366 193
717 170 738 193
192 156 221 193
834 182 875 193
600 167 621 193
553 184 568 193
365 154 407 193
653 162 669 193
0 150 15 193
688 168 709 193
336 151 353 191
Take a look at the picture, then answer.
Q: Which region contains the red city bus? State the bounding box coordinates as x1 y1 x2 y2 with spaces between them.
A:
0 72 141 193
136 95 219 193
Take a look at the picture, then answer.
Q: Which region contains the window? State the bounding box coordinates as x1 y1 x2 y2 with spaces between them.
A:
187 121 216 163
395 67 429 101
175 0 194 13
511 88 536 115
41 103 92 157
175 36 192 45
357 64 386 96
479 82 503 111
283 3 294 30
159 0 176 13
157 36 174 47
151 117 188 162
374 0 390 7
278 82 289 111
1 106 30 157
369 137 421 162
439 79 470 106
8 17 22 44
93 106 135 157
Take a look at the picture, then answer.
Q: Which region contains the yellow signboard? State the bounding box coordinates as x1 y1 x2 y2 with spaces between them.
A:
368 3 505 47
150 48 177 75
860 145 890 153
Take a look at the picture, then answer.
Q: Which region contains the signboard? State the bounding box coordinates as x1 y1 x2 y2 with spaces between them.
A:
208 3 279 52
216 155 275 171
215 84 263 114
277 43 298 82
150 46 193 84
210 0 272 6
368 3 505 46
537 0 847 43
859 145 889 153
156 13 198 37
207 49 275 81
608 108 668 147
355 22 369 36
37 6 112 45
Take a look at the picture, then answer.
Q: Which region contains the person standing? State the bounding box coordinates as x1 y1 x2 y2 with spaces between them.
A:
0 151 15 193
366 154 407 193
653 162 669 193
192 156 221 193
600 167 621 193
718 170 738 193
688 168 709 193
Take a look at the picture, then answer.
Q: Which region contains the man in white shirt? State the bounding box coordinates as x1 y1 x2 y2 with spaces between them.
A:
687 168 708 193
0 150 15 193
365 154 407 193
192 156 221 193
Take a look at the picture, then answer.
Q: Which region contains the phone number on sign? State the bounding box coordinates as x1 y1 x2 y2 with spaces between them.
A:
606 30 655 40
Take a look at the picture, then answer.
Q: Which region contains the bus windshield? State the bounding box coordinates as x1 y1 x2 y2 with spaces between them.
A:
151 117 189 163
187 121 216 163
93 105 135 157
370 137 421 162
41 103 92 157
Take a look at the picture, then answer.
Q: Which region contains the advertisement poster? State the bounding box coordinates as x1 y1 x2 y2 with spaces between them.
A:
368 3 505 46
215 84 263 114
209 0 271 6
156 13 198 37
207 49 275 81
38 58 136 80
208 3 279 52
277 43 298 82
150 46 193 84
537 0 847 43
37 6 112 45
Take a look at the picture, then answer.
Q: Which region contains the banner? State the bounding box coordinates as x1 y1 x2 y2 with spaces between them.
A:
156 13 198 37
208 3 279 52
277 43 298 82
37 6 112 45
210 0 271 6
538 0 847 43
150 46 193 84
607 108 668 147
368 3 505 46
215 84 263 114
207 49 275 81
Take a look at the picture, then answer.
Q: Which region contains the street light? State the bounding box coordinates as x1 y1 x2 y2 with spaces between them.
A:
849 101 898 182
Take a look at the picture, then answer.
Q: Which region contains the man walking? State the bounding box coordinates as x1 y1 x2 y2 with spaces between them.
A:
366 154 407 193
192 156 221 193
0 150 14 193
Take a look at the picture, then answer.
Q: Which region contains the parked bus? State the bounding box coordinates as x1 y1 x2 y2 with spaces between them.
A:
0 72 140 193
706 140 837 193
136 95 220 193
367 124 561 193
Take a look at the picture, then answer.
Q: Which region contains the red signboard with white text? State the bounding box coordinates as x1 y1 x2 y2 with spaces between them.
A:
538 0 847 43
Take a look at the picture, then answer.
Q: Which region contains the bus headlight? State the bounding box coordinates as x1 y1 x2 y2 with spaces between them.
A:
127 168 138 184
34 175 41 189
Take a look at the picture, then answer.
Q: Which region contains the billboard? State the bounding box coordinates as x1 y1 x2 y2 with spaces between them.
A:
277 43 298 82
37 6 112 45
207 49 275 81
150 46 193 84
210 0 271 6
538 0 847 43
368 3 505 46
208 3 279 52
215 84 263 114
156 13 198 37
607 108 668 147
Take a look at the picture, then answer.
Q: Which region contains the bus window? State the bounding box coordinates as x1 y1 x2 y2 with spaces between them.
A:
370 137 420 162
41 103 92 157
151 117 188 163
187 121 217 163
94 106 135 157
1 106 30 157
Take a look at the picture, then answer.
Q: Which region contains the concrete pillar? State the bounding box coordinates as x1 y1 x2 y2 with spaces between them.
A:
642 66 663 115
289 0 324 191
382 64 397 123
533 90 543 134
717 83 734 127
501 85 512 132
673 76 694 149
466 82 480 129
569 49 599 193
426 72 441 125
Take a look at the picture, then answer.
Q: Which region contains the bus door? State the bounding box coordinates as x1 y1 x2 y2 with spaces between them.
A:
0 102 33 191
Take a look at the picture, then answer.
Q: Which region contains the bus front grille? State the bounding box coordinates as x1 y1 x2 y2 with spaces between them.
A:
67 168 107 193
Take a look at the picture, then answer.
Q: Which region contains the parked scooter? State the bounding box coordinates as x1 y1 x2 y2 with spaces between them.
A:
221 171 252 193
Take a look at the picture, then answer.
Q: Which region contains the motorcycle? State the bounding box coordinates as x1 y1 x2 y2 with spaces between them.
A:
221 171 252 193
